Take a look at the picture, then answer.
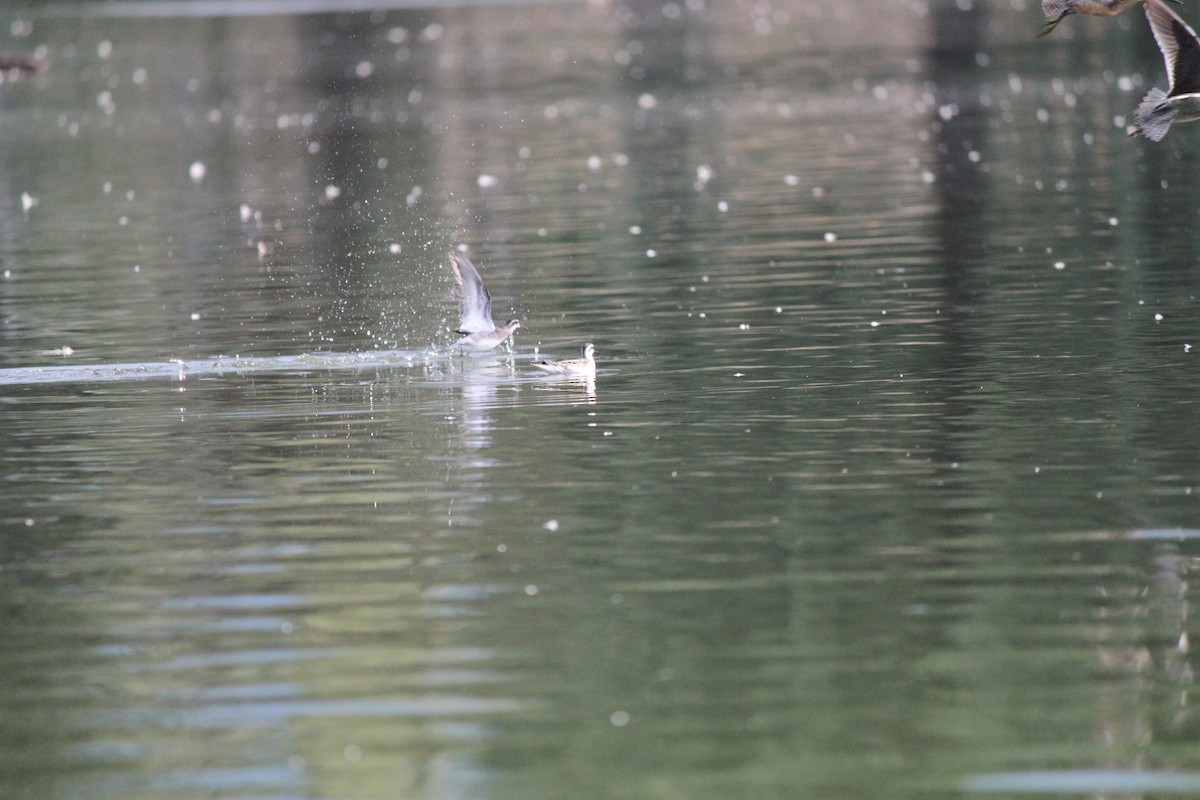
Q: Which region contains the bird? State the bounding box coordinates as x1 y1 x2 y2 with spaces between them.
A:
1131 0 1200 140
532 343 596 377
1039 0 1178 36
447 250 521 353
0 53 46 77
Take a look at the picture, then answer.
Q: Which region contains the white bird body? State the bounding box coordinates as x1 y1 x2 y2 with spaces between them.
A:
533 343 596 377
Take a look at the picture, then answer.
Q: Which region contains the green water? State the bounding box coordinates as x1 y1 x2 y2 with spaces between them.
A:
2 2 1200 798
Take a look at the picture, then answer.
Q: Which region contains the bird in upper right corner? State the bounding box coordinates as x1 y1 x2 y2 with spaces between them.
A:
1130 0 1200 140
1039 0 1179 37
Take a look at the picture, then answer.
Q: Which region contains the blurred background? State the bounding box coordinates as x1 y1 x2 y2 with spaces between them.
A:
1 1 1199 799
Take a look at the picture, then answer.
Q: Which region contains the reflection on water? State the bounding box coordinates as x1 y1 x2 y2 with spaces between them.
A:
2 1 1200 799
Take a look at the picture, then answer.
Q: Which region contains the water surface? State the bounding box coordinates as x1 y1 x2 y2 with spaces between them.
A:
2 1 1200 798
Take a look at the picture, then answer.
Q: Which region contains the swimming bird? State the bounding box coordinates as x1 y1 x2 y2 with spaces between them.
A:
1131 0 1200 140
1039 0 1178 36
447 250 521 353
533 343 596 377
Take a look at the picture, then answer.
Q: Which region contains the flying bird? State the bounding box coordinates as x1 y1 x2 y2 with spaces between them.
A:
1131 0 1200 140
1039 0 1178 37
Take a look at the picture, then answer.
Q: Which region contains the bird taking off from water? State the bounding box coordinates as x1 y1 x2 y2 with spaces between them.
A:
447 250 521 353
1039 0 1179 36
1131 0 1200 140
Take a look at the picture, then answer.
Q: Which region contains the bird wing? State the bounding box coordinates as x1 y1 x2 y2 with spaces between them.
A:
1146 0 1200 96
449 251 495 334
1040 0 1069 21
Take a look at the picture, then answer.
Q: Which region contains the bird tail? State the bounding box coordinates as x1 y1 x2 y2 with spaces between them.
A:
1038 4 1070 37
1131 88 1175 142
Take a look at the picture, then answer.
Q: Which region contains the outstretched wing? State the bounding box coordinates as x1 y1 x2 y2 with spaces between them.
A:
449 251 495 334
1146 0 1200 96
